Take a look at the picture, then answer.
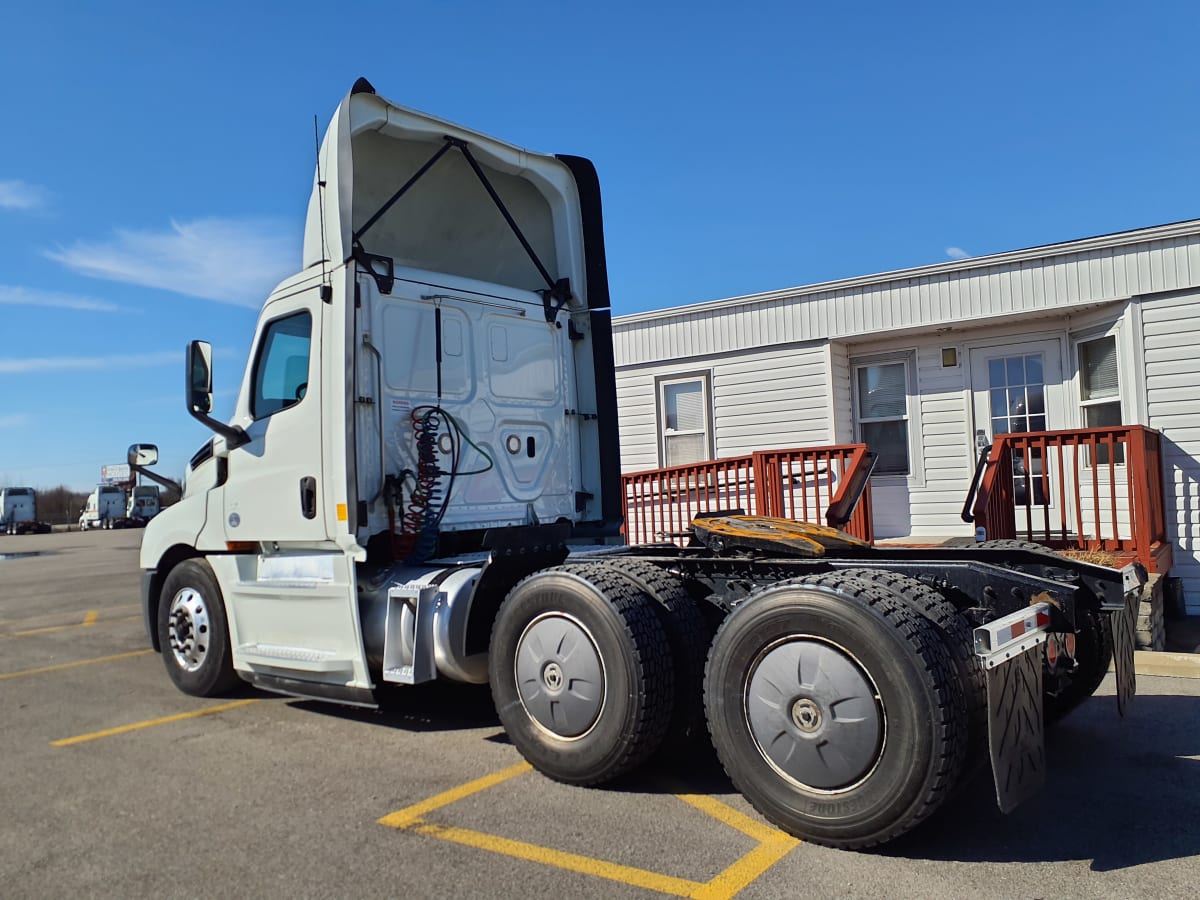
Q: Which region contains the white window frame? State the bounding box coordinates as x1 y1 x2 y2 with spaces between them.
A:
851 351 921 483
1071 326 1126 466
655 371 713 469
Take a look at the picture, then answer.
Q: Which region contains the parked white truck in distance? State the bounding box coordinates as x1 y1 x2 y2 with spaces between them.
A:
127 485 160 523
1 487 51 535
79 485 126 531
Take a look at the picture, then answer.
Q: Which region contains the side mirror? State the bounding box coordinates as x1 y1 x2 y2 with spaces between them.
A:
183 339 249 450
128 444 158 467
187 341 214 415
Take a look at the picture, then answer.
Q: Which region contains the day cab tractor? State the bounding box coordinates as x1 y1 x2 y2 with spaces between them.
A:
0 487 52 535
131 79 1143 850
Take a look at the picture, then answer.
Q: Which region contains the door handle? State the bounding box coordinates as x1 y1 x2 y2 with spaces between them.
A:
300 477 317 519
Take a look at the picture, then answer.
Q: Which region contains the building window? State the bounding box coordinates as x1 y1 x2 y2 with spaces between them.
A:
1077 334 1124 464
854 360 911 476
657 373 711 467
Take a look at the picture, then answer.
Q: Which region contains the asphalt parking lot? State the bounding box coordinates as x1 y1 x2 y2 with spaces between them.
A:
2 530 1199 898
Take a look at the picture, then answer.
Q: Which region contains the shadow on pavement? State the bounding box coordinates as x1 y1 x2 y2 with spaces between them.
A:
882 693 1200 869
290 680 501 733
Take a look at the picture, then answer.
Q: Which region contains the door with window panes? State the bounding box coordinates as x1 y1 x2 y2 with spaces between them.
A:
969 340 1066 528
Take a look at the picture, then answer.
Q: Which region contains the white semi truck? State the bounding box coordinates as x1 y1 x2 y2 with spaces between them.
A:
126 485 160 524
133 78 1145 849
1 487 51 534
79 485 127 530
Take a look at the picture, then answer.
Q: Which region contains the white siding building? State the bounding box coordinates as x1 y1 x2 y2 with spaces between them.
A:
613 220 1200 614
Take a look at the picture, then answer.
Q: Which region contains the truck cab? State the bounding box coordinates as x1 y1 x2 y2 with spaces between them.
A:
80 485 127 531
127 485 160 522
1 487 36 534
138 78 618 704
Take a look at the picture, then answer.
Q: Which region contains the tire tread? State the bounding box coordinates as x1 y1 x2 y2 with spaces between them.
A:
705 574 967 849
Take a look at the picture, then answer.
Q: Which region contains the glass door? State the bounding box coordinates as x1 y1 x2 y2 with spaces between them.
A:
969 340 1067 529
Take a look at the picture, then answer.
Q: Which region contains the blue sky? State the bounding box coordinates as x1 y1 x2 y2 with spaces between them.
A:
1 1 1197 491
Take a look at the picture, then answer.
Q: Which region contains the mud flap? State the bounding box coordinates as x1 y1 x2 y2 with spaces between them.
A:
1108 585 1138 717
974 603 1051 814
985 648 1046 814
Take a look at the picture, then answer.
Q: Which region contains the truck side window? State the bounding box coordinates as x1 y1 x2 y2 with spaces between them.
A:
251 311 313 419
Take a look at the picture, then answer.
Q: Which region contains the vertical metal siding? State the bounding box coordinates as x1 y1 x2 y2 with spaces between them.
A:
1142 289 1200 614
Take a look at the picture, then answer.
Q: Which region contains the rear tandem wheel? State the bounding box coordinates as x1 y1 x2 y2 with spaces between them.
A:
704 574 967 849
817 568 987 765
488 564 675 786
593 559 713 752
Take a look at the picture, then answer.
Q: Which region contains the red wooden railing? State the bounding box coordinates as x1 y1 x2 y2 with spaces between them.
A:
622 444 874 546
971 425 1172 572
754 445 874 541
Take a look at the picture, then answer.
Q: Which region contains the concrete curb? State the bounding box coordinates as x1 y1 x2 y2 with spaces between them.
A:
1133 650 1200 679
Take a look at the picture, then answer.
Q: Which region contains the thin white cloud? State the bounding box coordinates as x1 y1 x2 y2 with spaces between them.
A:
0 179 48 211
0 413 29 429
0 285 123 313
47 217 298 307
0 351 179 374
945 246 971 260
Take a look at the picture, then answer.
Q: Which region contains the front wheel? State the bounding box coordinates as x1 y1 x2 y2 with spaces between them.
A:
705 576 966 849
157 559 241 696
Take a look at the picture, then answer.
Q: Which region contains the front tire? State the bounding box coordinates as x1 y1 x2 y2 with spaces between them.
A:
705 575 966 849
488 564 674 786
157 559 240 697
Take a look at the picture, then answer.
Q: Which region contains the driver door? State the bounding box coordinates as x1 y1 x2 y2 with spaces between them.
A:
224 293 326 542
213 288 371 696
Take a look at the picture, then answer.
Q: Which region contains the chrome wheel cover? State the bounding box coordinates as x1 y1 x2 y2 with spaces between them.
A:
167 587 212 673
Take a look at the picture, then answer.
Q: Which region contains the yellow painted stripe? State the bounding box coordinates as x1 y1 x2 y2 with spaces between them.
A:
379 763 799 899
51 698 260 747
410 822 703 898
0 648 154 680
0 602 140 629
83 610 99 627
690 836 800 900
672 791 784 843
378 762 532 828
9 614 141 637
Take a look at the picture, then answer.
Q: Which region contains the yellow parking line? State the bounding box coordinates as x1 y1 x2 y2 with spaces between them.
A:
689 834 800 900
378 761 532 828
51 698 261 747
8 614 141 637
0 648 154 680
0 603 140 629
671 790 785 843
379 762 800 899
411 821 703 898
